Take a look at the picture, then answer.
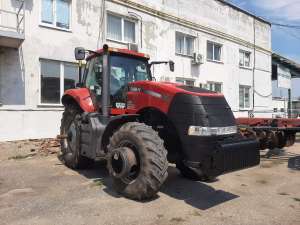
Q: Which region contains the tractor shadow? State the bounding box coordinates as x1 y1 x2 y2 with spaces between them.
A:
77 161 239 210
160 166 239 210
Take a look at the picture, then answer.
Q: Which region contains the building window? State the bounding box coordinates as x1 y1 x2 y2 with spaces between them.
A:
176 77 195 86
207 82 222 93
107 14 136 43
175 32 195 56
239 85 251 109
40 59 78 104
207 41 222 62
41 0 71 29
239 50 251 68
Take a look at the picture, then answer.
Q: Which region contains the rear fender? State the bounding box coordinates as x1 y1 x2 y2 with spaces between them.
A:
62 88 96 112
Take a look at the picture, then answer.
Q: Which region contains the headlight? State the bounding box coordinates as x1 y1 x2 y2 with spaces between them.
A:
188 126 237 136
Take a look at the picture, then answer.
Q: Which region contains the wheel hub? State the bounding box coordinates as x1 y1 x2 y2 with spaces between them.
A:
109 147 137 180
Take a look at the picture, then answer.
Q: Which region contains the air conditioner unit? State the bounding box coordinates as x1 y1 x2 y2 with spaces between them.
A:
128 43 139 52
191 53 204 65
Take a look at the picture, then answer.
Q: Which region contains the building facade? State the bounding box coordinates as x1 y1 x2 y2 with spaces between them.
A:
0 0 272 141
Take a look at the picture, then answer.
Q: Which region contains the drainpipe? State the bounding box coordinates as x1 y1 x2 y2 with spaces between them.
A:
252 18 256 112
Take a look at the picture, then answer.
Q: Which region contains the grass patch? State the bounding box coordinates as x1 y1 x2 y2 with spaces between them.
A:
157 214 164 219
170 217 185 223
191 210 201 217
90 179 103 187
256 179 268 185
8 153 36 160
278 192 289 196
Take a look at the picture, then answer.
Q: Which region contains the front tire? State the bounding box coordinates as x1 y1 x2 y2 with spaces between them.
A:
107 122 168 200
60 105 93 169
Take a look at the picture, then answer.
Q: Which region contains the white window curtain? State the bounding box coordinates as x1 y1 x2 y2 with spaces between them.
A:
185 36 194 56
176 33 184 54
207 42 214 60
56 0 70 29
42 0 53 24
107 14 122 41
124 20 135 43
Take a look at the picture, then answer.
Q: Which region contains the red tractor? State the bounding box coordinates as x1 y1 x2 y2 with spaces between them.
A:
60 45 260 200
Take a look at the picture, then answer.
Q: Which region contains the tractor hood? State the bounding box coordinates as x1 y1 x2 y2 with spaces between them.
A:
130 81 223 98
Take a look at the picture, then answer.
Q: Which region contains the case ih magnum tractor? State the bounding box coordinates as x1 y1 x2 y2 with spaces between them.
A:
60 45 260 200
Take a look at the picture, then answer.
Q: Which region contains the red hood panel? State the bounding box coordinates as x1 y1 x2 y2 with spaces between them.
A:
130 81 223 97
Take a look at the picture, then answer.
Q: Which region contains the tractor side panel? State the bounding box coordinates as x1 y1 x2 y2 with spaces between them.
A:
63 88 96 112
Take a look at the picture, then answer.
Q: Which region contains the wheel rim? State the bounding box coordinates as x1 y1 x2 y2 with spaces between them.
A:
112 140 140 184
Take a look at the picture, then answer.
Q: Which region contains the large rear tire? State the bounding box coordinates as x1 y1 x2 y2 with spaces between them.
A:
60 105 94 169
107 122 168 200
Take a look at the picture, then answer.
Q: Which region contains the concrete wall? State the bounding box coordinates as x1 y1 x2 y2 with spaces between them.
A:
0 0 272 141
0 0 102 141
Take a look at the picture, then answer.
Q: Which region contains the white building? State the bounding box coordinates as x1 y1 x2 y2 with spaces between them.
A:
0 0 272 141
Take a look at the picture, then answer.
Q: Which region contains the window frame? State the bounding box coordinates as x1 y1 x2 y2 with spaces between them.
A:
106 13 137 44
239 85 251 110
175 77 195 86
175 32 195 57
39 58 78 106
207 41 223 63
40 0 72 32
207 81 223 93
239 50 251 69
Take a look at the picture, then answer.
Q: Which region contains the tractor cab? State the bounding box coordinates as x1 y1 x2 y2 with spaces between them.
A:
74 45 174 114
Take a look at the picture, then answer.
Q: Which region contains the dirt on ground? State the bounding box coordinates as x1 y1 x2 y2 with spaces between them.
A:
0 139 300 225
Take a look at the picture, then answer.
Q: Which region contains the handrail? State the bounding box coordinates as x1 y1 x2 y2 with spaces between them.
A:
0 0 25 34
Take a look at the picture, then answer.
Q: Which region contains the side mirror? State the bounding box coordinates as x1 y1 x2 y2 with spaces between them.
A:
75 47 86 60
169 60 175 72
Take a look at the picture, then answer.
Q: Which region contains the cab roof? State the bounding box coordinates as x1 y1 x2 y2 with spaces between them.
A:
87 47 150 60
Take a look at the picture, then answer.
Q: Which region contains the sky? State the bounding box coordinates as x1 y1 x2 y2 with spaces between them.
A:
227 0 300 98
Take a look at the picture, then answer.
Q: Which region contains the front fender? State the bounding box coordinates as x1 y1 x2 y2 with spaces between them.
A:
101 114 139 152
62 88 96 112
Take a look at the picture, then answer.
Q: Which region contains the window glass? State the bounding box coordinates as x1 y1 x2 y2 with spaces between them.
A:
239 50 251 67
244 52 250 67
207 42 213 60
176 33 194 56
64 63 78 91
56 0 70 29
207 42 222 61
41 60 60 104
214 44 221 61
239 51 244 66
176 78 185 84
124 20 135 43
175 33 184 54
185 36 194 56
107 14 122 41
42 0 53 24
215 83 222 93
110 55 149 104
245 87 250 108
185 80 195 86
239 86 250 109
239 87 244 108
85 57 103 89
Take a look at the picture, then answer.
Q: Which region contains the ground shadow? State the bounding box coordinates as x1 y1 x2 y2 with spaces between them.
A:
76 160 239 210
160 166 239 210
261 148 300 170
